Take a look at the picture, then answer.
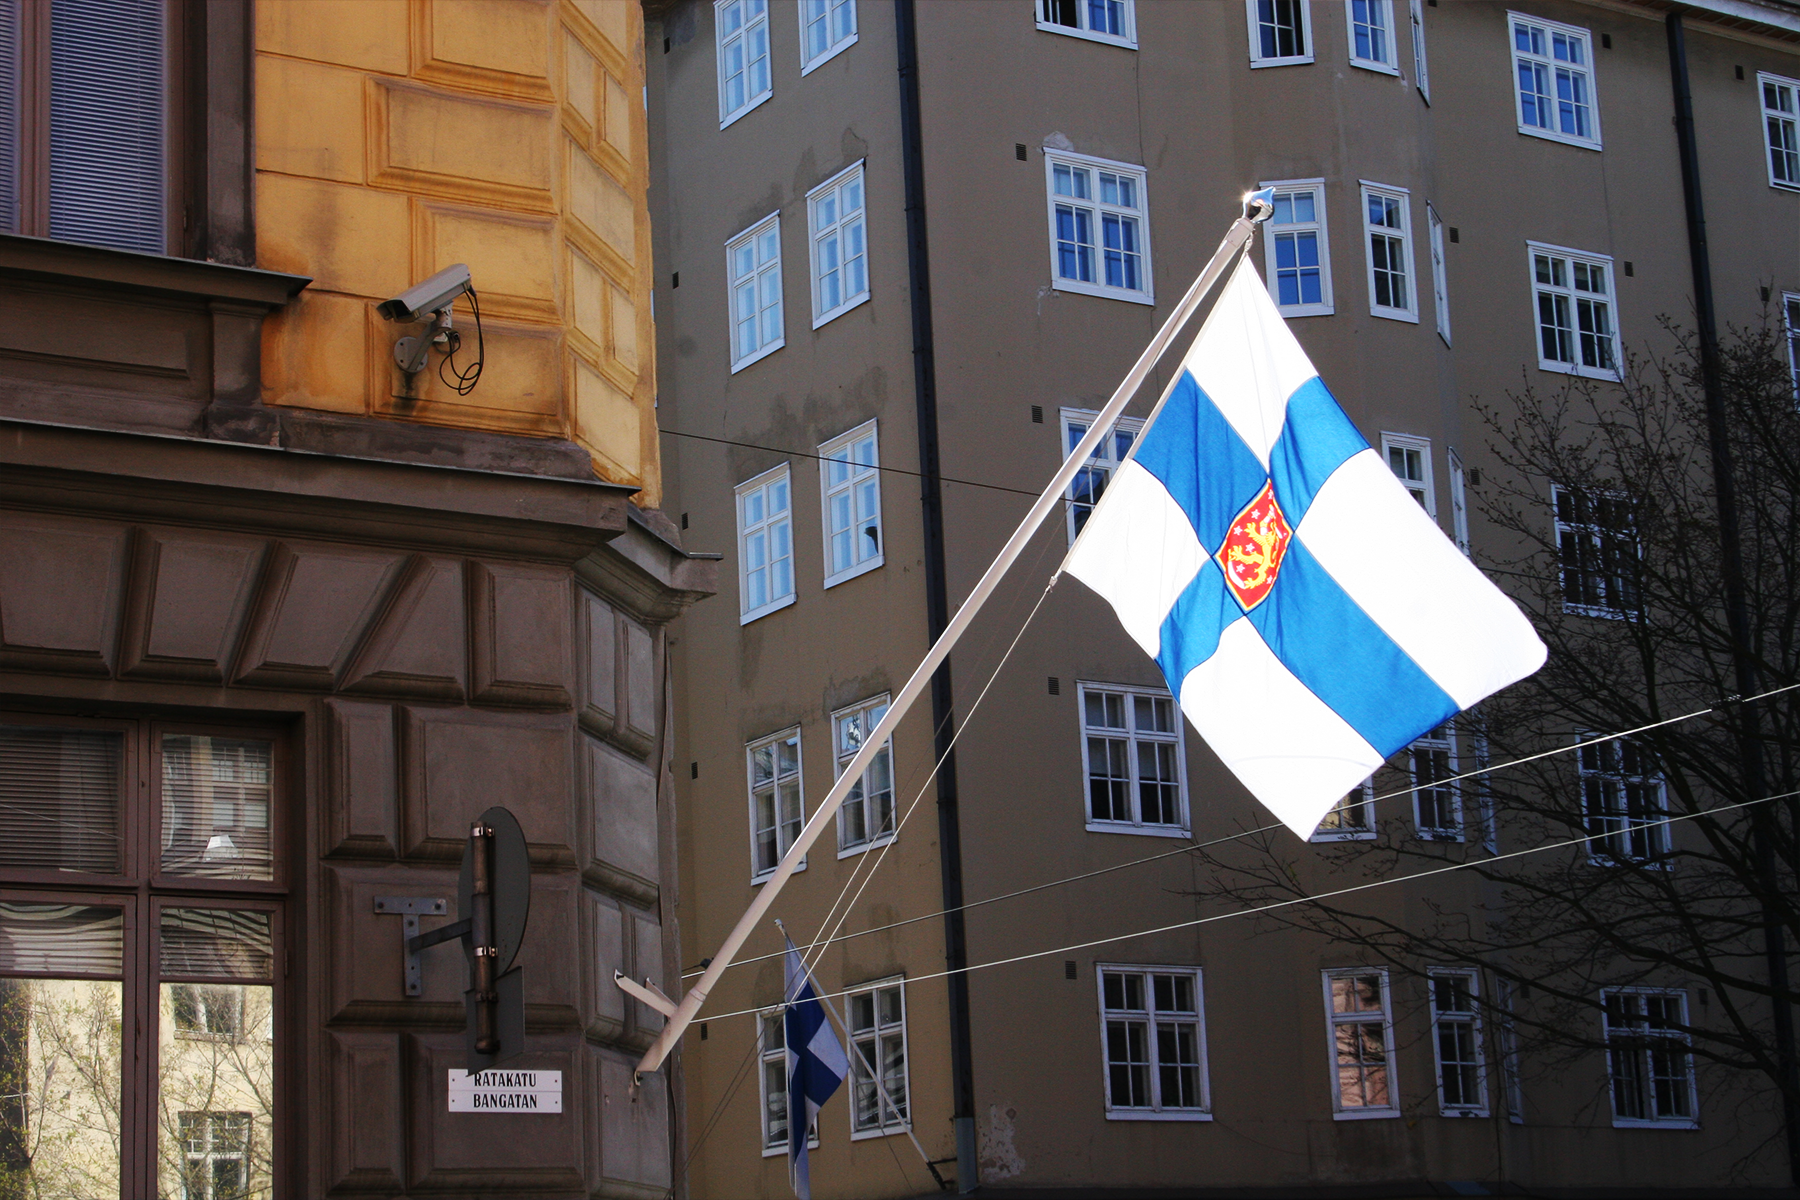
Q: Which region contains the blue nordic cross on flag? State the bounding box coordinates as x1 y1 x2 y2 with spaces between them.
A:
783 937 848 1200
1064 256 1546 839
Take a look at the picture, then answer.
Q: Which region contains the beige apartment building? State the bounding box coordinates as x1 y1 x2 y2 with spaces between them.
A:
645 0 1800 1194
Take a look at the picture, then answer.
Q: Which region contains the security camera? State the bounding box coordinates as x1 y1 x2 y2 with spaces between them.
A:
378 263 473 324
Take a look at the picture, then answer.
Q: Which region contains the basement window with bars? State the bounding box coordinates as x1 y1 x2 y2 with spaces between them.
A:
1078 682 1188 836
1097 965 1211 1119
1602 988 1697 1127
1037 0 1135 48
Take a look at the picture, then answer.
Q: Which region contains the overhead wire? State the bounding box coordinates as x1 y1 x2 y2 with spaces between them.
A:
659 427 1040 498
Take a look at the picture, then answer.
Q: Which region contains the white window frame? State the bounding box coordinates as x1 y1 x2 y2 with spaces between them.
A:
758 1007 820 1155
1509 12 1601 150
1061 408 1144 544
1346 0 1398 75
1322 968 1399 1119
818 418 883 587
1044 149 1154 306
1428 202 1449 344
1446 447 1470 555
1763 73 1800 191
1529 241 1619 380
1035 0 1137 49
1577 734 1670 865
715 0 772 130
1246 0 1313 67
1096 964 1213 1121
1785 292 1800 403
1311 777 1376 843
726 213 784 373
1361 181 1417 322
1260 177 1333 317
1409 722 1461 841
736 463 796 624
846 977 911 1139
1428 969 1488 1117
745 726 806 882
1409 0 1429 100
833 693 894 857
1553 483 1638 618
1496 977 1526 1123
807 161 869 328
799 0 857 75
1077 680 1190 837
1601 988 1698 1128
1381 431 1434 516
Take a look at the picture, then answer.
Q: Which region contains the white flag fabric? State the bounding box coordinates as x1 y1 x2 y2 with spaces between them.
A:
1064 257 1545 839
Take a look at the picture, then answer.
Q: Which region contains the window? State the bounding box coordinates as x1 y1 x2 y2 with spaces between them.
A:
1036 0 1136 48
727 214 784 371
807 162 868 327
1247 0 1312 67
746 728 804 880
1312 778 1376 842
1045 151 1153 305
1323 969 1397 1117
1097 966 1211 1119
1602 989 1696 1127
833 696 893 856
1510 13 1600 149
846 979 909 1137
819 419 882 586
715 0 771 128
1530 243 1618 378
1496 977 1526 1122
1428 203 1449 344
1554 485 1638 617
1429 970 1487 1116
1382 432 1433 515
1260 178 1332 316
1447 448 1470 555
758 1009 819 1155
1079 682 1188 836
1361 183 1416 321
1409 723 1460 840
1409 0 1429 100
736 465 795 622
1578 736 1668 863
0 0 170 252
1062 409 1143 543
1347 0 1397 74
799 0 856 74
1765 74 1800 190
0 719 281 1199
1786 293 1800 402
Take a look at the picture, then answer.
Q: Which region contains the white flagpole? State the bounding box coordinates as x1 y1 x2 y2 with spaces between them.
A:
629 193 1275 1082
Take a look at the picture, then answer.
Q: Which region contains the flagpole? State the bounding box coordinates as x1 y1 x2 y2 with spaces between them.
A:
628 192 1275 1082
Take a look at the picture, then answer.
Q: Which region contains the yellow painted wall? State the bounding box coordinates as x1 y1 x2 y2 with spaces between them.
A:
254 0 660 505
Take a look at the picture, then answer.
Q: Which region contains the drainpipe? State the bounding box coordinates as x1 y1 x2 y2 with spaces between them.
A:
1666 12 1800 1185
895 0 979 1191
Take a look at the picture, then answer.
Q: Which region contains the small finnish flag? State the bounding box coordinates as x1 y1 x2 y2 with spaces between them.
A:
783 937 848 1200
1064 256 1545 839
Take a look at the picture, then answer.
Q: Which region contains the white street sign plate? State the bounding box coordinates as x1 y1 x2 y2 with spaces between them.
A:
447 1069 562 1113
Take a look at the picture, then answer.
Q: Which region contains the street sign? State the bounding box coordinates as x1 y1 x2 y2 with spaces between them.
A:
446 1068 562 1113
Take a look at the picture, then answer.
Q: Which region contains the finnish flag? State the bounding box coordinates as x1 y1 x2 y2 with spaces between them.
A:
783 937 848 1200
1064 257 1545 839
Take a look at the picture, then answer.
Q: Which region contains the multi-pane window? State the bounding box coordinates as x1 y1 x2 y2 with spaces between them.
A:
1312 778 1376 842
1578 736 1668 863
715 0 772 128
834 696 894 855
799 0 856 74
846 979 909 1137
1429 970 1487 1116
177 1111 253 1200
746 728 804 880
1409 723 1460 840
819 420 882 586
1079 683 1187 835
1764 73 1800 190
1046 151 1152 304
1511 14 1600 149
727 215 784 371
1554 485 1638 617
1530 243 1618 378
1603 989 1697 1127
1036 0 1136 48
1361 183 1416 321
1786 293 1800 402
1247 0 1312 67
1447 448 1471 556
1409 0 1429 99
808 162 868 327
1062 409 1143 543
1382 432 1434 515
1323 969 1397 1117
757 1009 818 1154
1098 966 1211 1119
736 465 795 622
1428 203 1449 344
1261 179 1332 316
1496 977 1527 1122
1346 0 1397 73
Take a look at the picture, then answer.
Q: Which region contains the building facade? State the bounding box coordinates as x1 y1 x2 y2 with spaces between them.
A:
0 1 711 1197
646 0 1800 1194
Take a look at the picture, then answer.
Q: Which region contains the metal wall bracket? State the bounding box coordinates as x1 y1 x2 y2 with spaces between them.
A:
374 896 450 997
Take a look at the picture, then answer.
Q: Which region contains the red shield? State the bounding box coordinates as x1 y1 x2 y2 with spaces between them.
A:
1217 480 1292 611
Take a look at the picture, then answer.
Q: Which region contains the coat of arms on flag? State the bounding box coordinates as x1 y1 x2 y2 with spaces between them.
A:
1064 256 1545 839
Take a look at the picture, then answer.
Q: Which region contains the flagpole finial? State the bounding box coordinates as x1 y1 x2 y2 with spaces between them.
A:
1244 187 1276 223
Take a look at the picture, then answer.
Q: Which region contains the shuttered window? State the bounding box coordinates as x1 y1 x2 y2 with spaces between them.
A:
49 0 165 253
0 726 123 875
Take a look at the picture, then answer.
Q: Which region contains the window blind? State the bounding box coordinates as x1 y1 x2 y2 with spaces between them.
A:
0 726 123 874
160 908 272 981
161 736 273 881
0 903 124 977
48 0 164 253
0 0 17 234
